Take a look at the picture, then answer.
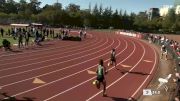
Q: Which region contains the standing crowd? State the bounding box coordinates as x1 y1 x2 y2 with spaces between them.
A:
1 27 88 51
145 33 180 101
0 27 56 50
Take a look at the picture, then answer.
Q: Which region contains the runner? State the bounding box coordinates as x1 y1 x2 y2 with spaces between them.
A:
25 31 30 48
84 31 87 38
108 48 118 70
79 30 83 38
96 59 107 97
2 39 12 51
161 44 168 60
18 31 24 49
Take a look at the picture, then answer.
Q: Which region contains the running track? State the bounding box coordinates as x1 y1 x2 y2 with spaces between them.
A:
0 31 158 101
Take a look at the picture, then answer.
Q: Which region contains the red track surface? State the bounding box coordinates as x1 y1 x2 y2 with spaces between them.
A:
0 31 158 101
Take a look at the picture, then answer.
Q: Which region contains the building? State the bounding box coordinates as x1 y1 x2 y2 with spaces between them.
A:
175 5 180 14
147 8 160 20
160 5 173 17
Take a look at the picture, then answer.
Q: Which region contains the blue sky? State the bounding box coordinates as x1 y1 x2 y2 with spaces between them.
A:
14 0 174 14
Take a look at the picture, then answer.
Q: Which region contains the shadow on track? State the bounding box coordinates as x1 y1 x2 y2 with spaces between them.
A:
106 96 136 101
105 95 137 101
0 92 36 101
10 50 23 53
109 97 128 101
119 70 150 76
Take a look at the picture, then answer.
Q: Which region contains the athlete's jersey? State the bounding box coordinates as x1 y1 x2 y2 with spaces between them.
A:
97 65 104 76
111 51 115 58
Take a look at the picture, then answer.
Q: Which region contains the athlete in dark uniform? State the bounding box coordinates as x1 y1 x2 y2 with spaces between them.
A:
109 49 118 70
96 59 107 97
25 31 30 48
18 32 24 49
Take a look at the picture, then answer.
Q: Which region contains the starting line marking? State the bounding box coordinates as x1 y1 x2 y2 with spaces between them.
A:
33 78 46 84
87 70 96 75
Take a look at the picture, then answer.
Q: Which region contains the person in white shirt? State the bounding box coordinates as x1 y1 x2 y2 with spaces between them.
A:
161 45 168 60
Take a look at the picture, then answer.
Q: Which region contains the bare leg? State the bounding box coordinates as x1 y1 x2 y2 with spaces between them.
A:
161 53 163 59
96 81 100 89
165 53 168 60
102 80 107 96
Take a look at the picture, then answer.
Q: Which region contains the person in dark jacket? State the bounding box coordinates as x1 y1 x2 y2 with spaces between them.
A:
1 28 4 37
18 32 24 48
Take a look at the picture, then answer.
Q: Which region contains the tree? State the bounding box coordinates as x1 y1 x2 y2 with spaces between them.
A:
92 4 99 16
28 0 41 14
134 12 148 31
162 8 176 32
18 0 27 12
66 3 80 13
0 0 6 12
54 2 62 10
4 0 18 14
37 3 64 25
111 9 119 28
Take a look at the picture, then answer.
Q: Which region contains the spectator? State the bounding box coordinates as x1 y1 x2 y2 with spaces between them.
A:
161 36 165 45
50 29 53 38
174 73 180 84
2 39 12 51
52 30 55 38
84 31 87 38
8 29 11 36
161 44 168 60
176 47 180 58
174 96 180 101
25 31 30 48
173 73 180 97
1 28 4 37
47 29 49 37
79 30 83 38
18 32 24 48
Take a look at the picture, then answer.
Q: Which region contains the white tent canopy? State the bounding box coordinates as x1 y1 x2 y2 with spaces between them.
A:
31 23 43 26
10 24 29 27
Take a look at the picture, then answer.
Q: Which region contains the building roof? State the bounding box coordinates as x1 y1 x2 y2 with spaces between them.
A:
10 24 29 27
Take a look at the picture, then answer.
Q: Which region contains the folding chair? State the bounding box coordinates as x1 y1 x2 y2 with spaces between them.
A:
157 74 172 92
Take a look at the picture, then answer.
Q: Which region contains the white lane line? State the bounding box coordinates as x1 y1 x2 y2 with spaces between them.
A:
2 35 113 87
130 43 157 98
43 37 135 101
0 32 93 57
0 35 100 66
0 37 110 79
0 34 102 72
2 35 123 99
0 33 96 62
86 38 145 101
0 39 57 55
0 40 61 57
1 36 122 88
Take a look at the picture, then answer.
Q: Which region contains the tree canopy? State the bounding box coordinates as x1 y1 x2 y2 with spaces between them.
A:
0 0 179 34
